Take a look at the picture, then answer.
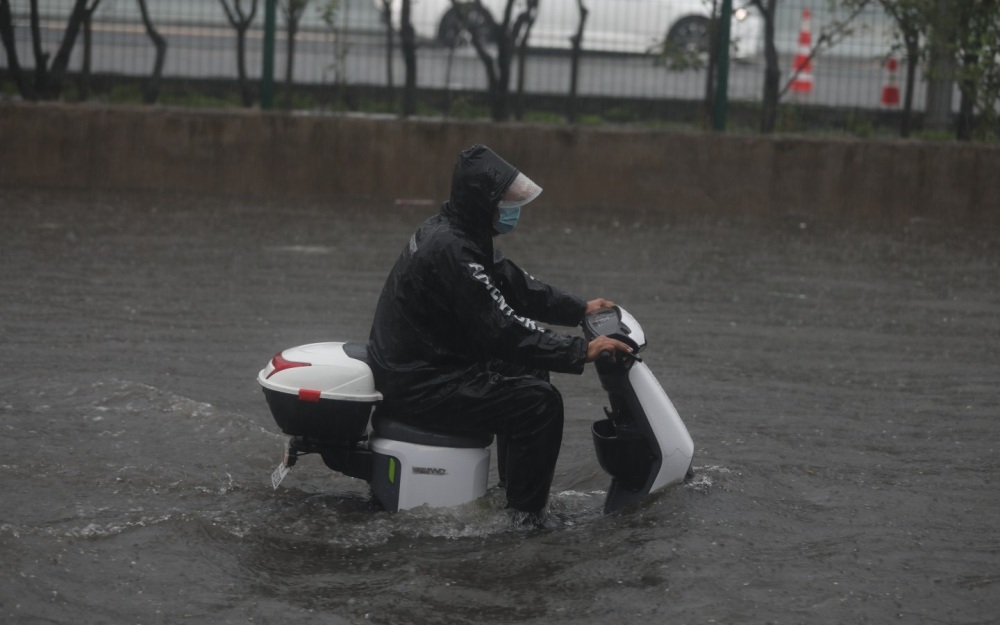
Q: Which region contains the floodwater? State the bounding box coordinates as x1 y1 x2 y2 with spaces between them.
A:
1 188 997 625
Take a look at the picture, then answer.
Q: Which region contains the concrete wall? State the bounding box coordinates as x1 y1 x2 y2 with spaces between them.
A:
1 103 997 225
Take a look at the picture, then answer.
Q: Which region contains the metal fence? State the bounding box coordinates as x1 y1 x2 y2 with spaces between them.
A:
0 0 975 131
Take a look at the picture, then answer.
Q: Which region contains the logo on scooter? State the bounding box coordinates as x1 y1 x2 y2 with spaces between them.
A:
412 467 448 476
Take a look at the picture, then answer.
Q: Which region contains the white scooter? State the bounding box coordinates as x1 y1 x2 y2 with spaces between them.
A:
258 306 693 514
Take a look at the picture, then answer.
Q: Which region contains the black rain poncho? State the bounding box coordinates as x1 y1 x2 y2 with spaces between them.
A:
368 145 589 415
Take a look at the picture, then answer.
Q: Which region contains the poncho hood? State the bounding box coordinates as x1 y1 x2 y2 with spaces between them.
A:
441 144 520 240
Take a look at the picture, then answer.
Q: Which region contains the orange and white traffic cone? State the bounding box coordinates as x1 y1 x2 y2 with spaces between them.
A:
790 9 814 96
880 56 900 108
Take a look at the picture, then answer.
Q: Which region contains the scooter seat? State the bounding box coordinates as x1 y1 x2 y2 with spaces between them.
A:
371 411 493 449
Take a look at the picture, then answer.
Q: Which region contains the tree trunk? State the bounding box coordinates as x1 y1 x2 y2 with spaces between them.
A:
401 0 417 117
954 1 980 141
78 1 101 101
137 0 167 104
493 36 511 121
900 34 919 138
381 0 395 100
0 0 35 99
956 52 977 141
512 1 537 121
457 1 501 118
48 0 90 96
567 0 588 123
514 25 532 120
448 0 538 122
79 11 92 99
28 0 88 99
924 0 955 132
238 25 256 106
285 23 297 87
703 0 719 125
30 0 51 94
283 8 302 106
756 0 780 133
219 0 258 107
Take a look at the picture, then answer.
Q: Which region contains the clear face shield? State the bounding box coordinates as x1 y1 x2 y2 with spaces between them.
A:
494 173 542 235
499 172 543 210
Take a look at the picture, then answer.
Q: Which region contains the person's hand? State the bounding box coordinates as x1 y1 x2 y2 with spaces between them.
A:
586 335 633 363
585 298 616 315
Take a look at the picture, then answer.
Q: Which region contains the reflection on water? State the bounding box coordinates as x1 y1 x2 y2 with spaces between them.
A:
1 189 998 624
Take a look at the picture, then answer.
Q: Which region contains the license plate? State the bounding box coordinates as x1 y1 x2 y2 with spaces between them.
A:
271 462 290 489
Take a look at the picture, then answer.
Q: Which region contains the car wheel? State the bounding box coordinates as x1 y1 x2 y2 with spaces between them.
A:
666 16 711 54
437 5 495 48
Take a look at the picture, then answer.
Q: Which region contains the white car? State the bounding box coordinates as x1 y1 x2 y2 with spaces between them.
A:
379 0 763 58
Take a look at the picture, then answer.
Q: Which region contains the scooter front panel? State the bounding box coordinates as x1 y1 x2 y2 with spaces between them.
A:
627 363 694 492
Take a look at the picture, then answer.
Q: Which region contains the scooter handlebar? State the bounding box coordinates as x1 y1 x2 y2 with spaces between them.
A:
583 306 645 355
598 348 642 365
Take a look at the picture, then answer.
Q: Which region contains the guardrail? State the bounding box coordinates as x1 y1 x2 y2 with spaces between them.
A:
1 0 994 138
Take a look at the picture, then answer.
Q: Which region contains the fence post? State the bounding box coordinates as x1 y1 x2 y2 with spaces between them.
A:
712 0 732 131
261 0 278 109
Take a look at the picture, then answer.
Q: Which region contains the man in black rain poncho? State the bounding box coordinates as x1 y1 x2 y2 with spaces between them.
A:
368 144 631 519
